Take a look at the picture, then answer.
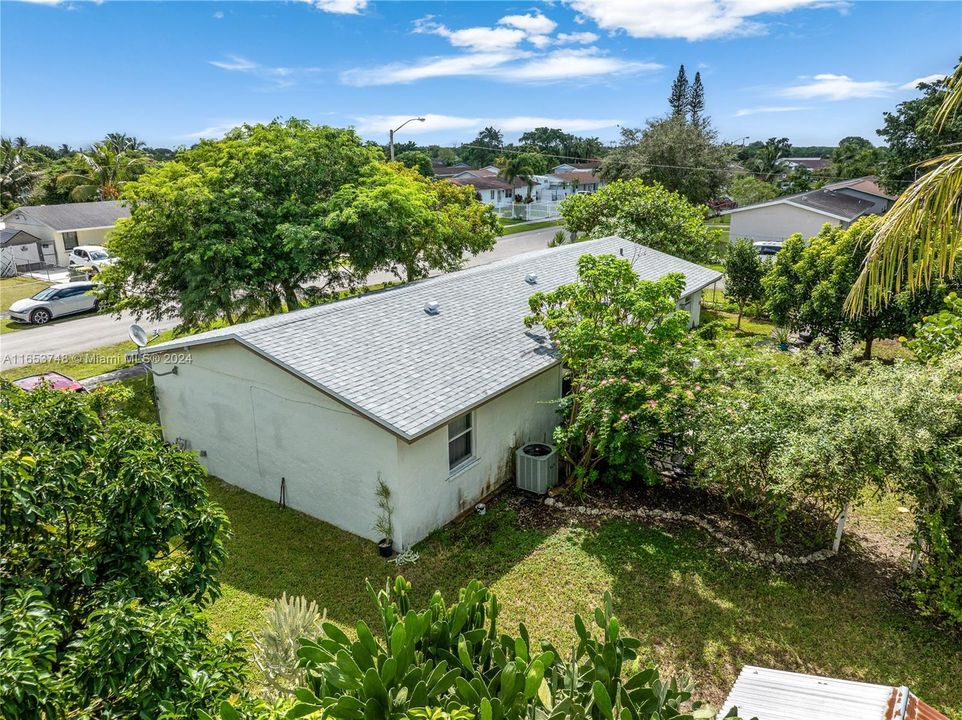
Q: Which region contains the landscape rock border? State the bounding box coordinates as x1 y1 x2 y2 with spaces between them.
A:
541 496 837 566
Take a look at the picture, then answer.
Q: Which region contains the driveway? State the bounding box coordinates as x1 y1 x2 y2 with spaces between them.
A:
1 312 180 370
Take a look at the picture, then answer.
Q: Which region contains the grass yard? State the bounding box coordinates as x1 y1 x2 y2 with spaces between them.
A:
500 219 560 235
205 481 962 716
0 276 51 333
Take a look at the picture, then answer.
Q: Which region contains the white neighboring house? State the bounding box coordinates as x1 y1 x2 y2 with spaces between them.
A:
448 176 526 206
0 201 129 267
721 177 893 244
145 238 720 549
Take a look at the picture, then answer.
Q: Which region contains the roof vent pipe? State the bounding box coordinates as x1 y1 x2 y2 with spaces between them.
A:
525 273 538 285
424 300 440 315
619 247 624 256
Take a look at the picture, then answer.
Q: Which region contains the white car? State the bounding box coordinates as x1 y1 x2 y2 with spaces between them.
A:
68 245 116 274
7 281 99 325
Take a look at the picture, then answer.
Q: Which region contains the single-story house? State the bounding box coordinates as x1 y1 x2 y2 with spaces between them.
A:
145 238 720 548
719 665 948 720
722 179 887 243
448 176 526 205
0 201 129 267
432 162 473 177
821 176 895 214
0 227 46 273
778 157 831 172
552 161 600 174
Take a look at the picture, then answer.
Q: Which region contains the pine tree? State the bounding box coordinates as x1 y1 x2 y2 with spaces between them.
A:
669 65 689 117
689 71 705 127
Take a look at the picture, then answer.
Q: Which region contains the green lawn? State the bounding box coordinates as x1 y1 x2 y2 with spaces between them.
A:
0 276 51 334
500 219 560 235
205 480 962 716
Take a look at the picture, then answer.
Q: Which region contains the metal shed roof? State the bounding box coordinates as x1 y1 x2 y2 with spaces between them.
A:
147 237 720 441
718 666 948 720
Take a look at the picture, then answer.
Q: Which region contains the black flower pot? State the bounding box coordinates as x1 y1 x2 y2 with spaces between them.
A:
378 539 393 557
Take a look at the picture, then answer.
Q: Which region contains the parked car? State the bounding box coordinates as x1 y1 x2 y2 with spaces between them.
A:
12 371 86 392
7 281 99 325
68 245 116 274
753 240 784 257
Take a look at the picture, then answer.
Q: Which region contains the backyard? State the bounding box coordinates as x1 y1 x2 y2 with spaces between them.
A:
205 479 962 717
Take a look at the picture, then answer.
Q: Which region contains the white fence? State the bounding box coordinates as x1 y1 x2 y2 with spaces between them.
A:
495 201 561 221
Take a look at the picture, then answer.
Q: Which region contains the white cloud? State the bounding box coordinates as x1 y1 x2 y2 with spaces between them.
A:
556 31 600 44
735 105 809 116
342 51 527 86
511 49 661 82
900 73 946 90
566 0 841 40
208 55 320 88
780 73 894 100
352 114 620 137
213 11 224 19
304 0 367 14
414 19 529 51
499 12 557 35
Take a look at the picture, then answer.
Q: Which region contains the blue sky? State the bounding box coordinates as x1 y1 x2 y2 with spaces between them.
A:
1 0 959 149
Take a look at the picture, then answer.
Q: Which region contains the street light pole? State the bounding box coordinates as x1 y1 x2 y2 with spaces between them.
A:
389 116 426 161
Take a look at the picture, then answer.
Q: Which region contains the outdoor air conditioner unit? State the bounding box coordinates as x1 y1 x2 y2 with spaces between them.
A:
515 443 558 495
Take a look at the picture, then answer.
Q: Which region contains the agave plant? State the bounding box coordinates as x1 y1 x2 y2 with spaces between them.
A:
251 592 325 701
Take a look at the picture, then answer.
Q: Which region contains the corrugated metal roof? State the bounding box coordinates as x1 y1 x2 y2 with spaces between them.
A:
148 237 720 441
718 666 948 720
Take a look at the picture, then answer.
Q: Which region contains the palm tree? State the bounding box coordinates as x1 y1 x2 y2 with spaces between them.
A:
57 140 149 201
497 155 537 204
0 137 42 212
751 137 791 181
478 126 503 150
846 63 962 315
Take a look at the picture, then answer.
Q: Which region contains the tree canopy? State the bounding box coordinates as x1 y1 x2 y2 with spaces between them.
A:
560 179 717 262
0 382 243 717
727 174 778 207
599 118 732 205
323 162 500 282
725 238 766 329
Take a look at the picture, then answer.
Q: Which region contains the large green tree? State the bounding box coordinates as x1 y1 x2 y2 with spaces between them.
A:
765 218 956 358
395 150 434 177
725 238 766 329
0 137 42 212
831 136 886 179
0 382 245 717
727 174 778 207
460 126 503 167
599 118 732 205
57 138 151 201
322 163 500 282
560 179 717 262
749 137 791 181
496 152 548 201
100 120 383 328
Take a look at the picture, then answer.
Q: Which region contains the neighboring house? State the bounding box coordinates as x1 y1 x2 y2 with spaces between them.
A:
821 176 895 214
778 157 831 172
145 238 720 548
0 201 129 267
448 176 526 205
0 227 46 273
722 180 885 243
719 666 948 720
552 161 600 173
525 172 605 203
432 162 472 177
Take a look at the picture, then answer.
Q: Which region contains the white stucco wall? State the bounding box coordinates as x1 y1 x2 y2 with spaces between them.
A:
152 343 563 548
392 364 562 547
1 216 115 266
728 204 841 243
152 342 400 541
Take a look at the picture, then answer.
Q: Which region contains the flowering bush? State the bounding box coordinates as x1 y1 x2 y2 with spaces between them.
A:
525 253 696 489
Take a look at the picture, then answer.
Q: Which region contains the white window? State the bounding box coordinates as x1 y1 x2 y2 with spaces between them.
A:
447 412 474 472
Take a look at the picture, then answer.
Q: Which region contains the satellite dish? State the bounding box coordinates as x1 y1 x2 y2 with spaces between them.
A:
128 323 149 348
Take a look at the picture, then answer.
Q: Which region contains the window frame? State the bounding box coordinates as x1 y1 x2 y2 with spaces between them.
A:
62 231 79 250
447 412 475 474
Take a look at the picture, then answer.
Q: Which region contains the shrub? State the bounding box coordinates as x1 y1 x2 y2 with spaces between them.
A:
252 594 325 701
278 577 733 720
0 381 246 717
906 291 962 362
525 254 696 489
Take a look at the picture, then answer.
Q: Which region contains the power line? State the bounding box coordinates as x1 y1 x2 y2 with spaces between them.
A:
454 142 918 186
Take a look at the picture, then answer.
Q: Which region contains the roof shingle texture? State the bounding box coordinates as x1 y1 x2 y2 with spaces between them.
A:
2 201 129 231
789 188 874 219
150 237 720 439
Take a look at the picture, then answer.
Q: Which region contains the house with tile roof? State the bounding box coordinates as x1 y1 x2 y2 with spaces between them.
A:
144 238 720 548
0 201 129 267
721 176 891 244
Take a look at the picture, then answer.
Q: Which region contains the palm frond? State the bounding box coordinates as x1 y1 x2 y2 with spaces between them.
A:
846 62 962 316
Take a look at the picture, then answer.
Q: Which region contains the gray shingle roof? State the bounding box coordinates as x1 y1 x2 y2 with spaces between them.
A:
2 201 129 231
149 237 721 440
723 185 876 221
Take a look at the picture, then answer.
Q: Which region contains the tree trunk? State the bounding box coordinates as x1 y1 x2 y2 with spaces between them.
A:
282 280 300 311
736 306 743 330
405 261 418 283
862 334 874 360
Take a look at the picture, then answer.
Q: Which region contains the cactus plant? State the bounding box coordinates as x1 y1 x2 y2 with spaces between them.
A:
251 592 325 701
